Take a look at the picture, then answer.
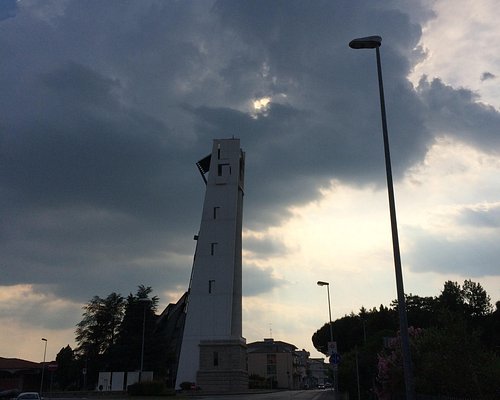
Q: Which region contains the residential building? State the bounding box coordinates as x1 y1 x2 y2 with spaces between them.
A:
0 357 42 393
308 357 330 388
247 338 311 390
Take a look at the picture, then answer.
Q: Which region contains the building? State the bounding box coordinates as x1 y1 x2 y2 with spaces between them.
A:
0 357 42 393
247 338 310 390
307 357 330 388
294 349 310 389
175 138 248 391
155 292 188 387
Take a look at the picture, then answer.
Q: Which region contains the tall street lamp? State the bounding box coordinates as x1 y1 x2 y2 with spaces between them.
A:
317 281 337 392
138 298 151 381
349 35 415 400
40 338 47 395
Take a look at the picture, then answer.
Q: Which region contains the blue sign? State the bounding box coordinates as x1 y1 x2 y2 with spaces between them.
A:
329 353 341 365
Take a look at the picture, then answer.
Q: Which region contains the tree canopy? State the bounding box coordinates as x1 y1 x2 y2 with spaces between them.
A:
312 279 499 399
70 285 169 389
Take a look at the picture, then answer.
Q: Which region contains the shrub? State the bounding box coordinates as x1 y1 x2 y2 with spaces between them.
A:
127 380 172 396
179 381 196 391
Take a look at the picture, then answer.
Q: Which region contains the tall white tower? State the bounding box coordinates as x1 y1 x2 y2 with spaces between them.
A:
176 138 248 391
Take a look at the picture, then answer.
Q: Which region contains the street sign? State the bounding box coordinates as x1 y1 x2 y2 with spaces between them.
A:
329 353 341 365
47 363 58 371
328 341 337 356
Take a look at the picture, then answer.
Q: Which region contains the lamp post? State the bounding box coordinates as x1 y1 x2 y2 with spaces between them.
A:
317 281 333 344
40 338 47 395
138 298 151 381
349 35 415 400
317 281 337 392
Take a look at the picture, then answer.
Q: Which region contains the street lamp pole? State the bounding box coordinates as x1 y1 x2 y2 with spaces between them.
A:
317 281 337 392
40 338 47 395
349 35 415 400
138 298 151 381
317 281 333 343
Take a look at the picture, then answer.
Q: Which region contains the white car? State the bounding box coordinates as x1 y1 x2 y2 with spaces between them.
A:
16 393 41 400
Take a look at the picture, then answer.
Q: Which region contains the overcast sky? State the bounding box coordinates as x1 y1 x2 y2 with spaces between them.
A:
1 0 499 363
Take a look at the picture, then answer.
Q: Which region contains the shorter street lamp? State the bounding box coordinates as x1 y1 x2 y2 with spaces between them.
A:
138 298 151 381
317 281 333 344
317 281 337 392
40 338 47 395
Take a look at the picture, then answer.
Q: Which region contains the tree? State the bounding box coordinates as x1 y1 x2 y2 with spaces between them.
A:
411 315 498 398
375 327 424 399
74 292 125 386
107 285 160 372
438 280 465 314
482 301 500 352
437 280 493 322
392 294 438 329
55 345 79 390
73 285 175 385
313 279 498 399
75 293 125 356
462 279 493 318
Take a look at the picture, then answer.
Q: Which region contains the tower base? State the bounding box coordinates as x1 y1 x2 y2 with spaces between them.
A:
196 339 248 392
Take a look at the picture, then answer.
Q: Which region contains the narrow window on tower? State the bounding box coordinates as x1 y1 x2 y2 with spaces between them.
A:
208 279 215 293
240 153 245 182
217 143 221 160
213 351 219 367
213 206 220 219
218 163 231 176
210 242 217 255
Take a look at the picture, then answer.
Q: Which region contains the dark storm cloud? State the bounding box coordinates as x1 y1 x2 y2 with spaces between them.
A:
417 77 500 151
1 60 204 300
480 72 496 81
0 0 16 21
2 0 500 312
243 264 286 297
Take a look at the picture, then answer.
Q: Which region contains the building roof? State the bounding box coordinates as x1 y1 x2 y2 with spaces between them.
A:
247 338 297 354
0 357 41 372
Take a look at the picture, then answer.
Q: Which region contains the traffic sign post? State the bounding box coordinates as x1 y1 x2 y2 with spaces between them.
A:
328 351 340 394
47 363 58 371
328 341 337 356
329 353 341 365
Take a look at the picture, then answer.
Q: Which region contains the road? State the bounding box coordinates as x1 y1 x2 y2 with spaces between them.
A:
44 390 337 400
188 389 336 400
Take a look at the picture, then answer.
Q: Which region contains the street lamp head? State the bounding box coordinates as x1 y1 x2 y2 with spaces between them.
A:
349 35 382 49
41 338 47 342
317 281 329 286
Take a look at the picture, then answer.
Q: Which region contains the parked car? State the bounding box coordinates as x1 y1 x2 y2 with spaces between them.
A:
16 393 41 400
0 389 19 399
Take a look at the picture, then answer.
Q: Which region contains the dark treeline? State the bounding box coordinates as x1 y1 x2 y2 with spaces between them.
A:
312 279 500 399
52 285 175 391
50 280 499 397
